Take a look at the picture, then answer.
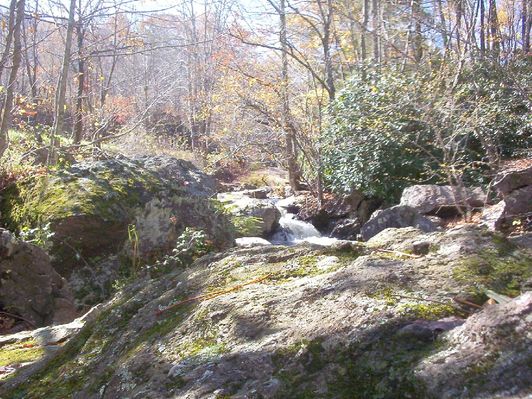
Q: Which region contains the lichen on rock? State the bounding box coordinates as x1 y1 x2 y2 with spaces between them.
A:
0 225 528 398
0 156 235 304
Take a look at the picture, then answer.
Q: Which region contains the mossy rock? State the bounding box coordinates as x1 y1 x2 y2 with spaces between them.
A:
0 156 234 280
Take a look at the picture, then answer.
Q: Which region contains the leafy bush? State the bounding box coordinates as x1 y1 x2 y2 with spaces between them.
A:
19 222 55 251
322 61 531 202
147 228 212 276
323 69 438 200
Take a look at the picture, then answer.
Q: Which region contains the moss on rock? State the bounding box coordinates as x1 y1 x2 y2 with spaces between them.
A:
0 340 45 369
453 248 532 297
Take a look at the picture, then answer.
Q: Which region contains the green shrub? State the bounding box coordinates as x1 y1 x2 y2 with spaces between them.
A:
322 60 531 202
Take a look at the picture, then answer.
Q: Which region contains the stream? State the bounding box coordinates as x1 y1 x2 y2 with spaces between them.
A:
270 198 338 246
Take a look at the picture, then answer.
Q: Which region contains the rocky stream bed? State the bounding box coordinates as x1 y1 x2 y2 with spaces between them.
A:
0 156 530 399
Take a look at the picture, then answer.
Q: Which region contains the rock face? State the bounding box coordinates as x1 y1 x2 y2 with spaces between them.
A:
0 156 234 280
2 225 529 398
0 229 76 327
218 192 281 237
492 164 532 196
417 292 532 399
360 205 437 240
295 190 380 239
482 164 532 231
400 184 486 215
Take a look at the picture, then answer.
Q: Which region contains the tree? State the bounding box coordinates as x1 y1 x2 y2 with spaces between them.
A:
0 0 25 159
50 0 76 159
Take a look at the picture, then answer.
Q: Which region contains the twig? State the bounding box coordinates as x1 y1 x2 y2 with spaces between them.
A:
453 297 483 309
374 249 422 258
0 311 36 329
391 294 472 316
156 273 273 316
390 294 452 306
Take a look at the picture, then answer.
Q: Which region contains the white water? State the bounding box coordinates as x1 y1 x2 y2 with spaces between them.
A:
270 198 338 246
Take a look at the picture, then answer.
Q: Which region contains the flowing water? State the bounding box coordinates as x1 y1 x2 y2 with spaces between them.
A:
270 198 338 246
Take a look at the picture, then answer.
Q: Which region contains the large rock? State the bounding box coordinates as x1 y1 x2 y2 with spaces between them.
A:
2 227 530 398
218 192 281 237
360 205 437 240
0 229 76 328
400 184 487 215
295 190 380 237
482 185 532 231
417 292 532 398
0 156 234 299
329 218 362 240
492 164 532 196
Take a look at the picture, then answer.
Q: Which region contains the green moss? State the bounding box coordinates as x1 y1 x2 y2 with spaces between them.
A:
7 320 96 398
397 302 457 320
178 337 228 359
3 293 143 398
269 255 335 283
368 288 400 306
453 249 531 297
0 340 45 368
0 159 168 234
230 215 263 237
165 375 187 390
272 320 443 399
272 338 326 398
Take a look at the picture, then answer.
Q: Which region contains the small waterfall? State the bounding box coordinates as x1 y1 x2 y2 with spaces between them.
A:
270 198 338 246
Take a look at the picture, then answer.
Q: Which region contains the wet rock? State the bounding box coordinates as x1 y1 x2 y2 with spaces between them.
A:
241 187 271 199
412 241 431 255
397 317 465 342
400 185 487 215
218 192 281 237
235 237 272 247
360 205 437 241
329 218 361 240
296 191 379 235
509 232 532 250
0 229 76 327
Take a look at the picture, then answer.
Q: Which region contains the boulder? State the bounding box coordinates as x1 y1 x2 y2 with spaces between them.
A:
218 192 281 237
2 227 530 398
1 156 233 270
417 292 532 398
0 229 76 328
295 190 380 236
329 218 361 240
481 185 532 231
492 164 532 196
360 205 437 241
400 185 487 215
0 156 234 301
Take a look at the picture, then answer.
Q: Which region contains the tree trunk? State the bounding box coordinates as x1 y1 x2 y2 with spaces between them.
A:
413 0 423 62
0 0 17 83
523 0 530 53
480 0 486 56
372 0 380 63
322 0 335 100
0 0 25 159
361 0 369 75
50 0 76 160
437 0 448 51
73 14 85 144
280 0 301 191
488 0 500 58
